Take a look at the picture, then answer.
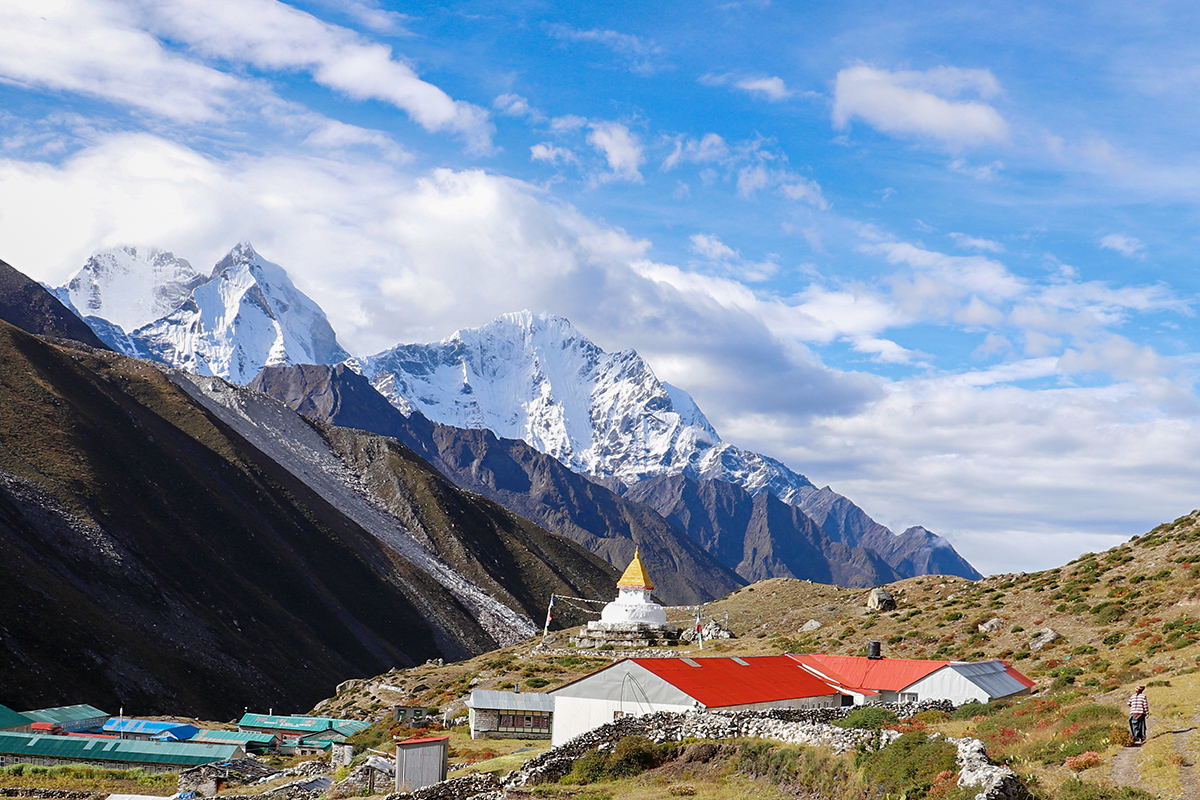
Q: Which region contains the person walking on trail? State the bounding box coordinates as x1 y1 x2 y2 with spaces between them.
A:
1128 685 1149 744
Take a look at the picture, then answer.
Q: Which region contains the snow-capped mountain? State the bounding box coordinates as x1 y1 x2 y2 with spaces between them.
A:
356 311 981 579
355 311 813 497
53 246 206 331
56 243 350 384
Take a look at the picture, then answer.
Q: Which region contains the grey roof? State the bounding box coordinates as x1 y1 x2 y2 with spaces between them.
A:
21 705 108 726
948 661 1029 699
465 690 555 713
0 732 241 766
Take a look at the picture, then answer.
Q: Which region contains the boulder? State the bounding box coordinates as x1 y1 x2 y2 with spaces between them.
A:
1029 629 1062 651
799 619 822 632
977 618 1004 634
867 587 896 612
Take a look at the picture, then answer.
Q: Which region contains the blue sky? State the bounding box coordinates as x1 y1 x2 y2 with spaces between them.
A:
1 0 1198 574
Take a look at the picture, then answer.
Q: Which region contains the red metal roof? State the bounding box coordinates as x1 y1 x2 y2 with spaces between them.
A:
788 654 948 692
629 656 841 708
397 735 449 746
1001 662 1036 689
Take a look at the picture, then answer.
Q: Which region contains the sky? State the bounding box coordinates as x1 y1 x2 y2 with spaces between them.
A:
1 0 1198 575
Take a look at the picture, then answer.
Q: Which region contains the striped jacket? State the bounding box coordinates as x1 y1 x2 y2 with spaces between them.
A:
1128 692 1149 715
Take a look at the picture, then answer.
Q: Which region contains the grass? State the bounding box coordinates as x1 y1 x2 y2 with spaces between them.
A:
0 763 176 794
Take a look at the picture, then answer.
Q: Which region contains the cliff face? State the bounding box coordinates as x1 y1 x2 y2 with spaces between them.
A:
0 258 109 349
0 320 614 717
250 363 746 605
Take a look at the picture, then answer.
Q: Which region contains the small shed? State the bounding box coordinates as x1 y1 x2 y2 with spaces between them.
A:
394 736 448 793
464 690 554 740
21 705 108 733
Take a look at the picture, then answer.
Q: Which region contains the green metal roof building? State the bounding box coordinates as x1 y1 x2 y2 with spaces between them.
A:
238 713 370 738
0 732 243 772
0 706 31 733
19 705 109 732
190 729 276 752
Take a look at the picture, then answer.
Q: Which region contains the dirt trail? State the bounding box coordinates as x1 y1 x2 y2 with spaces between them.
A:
1168 716 1200 799
1111 738 1142 791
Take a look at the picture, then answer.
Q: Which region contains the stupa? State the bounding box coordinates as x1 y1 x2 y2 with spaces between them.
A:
572 549 681 648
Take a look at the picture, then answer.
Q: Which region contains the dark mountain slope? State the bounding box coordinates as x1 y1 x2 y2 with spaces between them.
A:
791 487 982 580
251 364 745 605
623 473 901 587
0 321 613 717
0 258 108 348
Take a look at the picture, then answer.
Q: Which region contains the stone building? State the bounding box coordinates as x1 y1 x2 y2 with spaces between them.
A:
464 689 554 740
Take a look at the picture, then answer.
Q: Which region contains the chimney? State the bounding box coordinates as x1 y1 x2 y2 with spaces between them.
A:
866 640 882 660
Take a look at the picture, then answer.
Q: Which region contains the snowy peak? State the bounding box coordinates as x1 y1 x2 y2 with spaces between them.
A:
132 243 350 384
358 311 724 484
59 246 205 331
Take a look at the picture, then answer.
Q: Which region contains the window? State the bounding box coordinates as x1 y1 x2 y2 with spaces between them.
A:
900 693 918 703
497 711 550 733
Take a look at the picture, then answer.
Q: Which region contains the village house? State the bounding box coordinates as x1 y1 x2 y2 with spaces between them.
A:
0 731 243 772
237 713 370 755
549 655 847 747
790 653 1034 705
0 706 32 734
102 719 199 741
20 704 109 733
464 689 554 740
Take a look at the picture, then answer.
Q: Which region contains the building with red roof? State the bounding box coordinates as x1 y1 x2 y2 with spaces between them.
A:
548 655 846 746
789 654 1033 705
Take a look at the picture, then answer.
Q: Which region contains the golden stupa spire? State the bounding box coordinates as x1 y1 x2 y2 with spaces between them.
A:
616 548 654 590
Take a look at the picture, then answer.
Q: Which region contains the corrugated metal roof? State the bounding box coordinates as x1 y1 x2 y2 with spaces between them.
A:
103 719 197 739
0 705 30 731
397 736 449 747
629 656 841 708
789 654 948 692
0 732 240 766
465 690 555 712
191 730 276 745
1002 662 1036 689
20 705 108 726
238 714 366 735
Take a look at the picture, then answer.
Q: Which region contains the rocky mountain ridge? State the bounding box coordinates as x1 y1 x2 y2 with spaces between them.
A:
0 275 617 716
51 244 980 582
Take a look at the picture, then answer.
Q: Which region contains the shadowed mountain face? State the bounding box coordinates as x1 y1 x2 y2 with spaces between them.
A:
623 474 902 588
0 259 109 349
250 364 747 605
0 317 616 717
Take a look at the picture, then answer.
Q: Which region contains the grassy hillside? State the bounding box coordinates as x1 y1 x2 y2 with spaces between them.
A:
316 509 1200 798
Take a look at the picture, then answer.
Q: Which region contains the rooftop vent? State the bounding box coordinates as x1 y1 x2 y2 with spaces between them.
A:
866 640 883 660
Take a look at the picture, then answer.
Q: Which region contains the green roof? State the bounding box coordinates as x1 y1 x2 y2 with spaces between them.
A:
238 713 368 735
0 732 241 767
20 705 108 726
0 705 30 731
192 730 276 745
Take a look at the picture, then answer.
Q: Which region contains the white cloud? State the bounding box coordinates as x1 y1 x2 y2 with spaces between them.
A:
833 65 1009 149
948 158 1004 180
302 119 410 163
736 165 770 197
0 0 241 122
494 93 534 117
661 133 729 171
530 142 577 164
735 76 792 101
949 232 1004 252
549 115 588 133
586 122 644 182
1100 233 1147 258
545 24 662 75
689 233 738 261
140 0 493 151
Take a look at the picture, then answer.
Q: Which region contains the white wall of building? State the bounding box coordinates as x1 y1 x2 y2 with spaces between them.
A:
551 695 695 747
902 668 990 706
